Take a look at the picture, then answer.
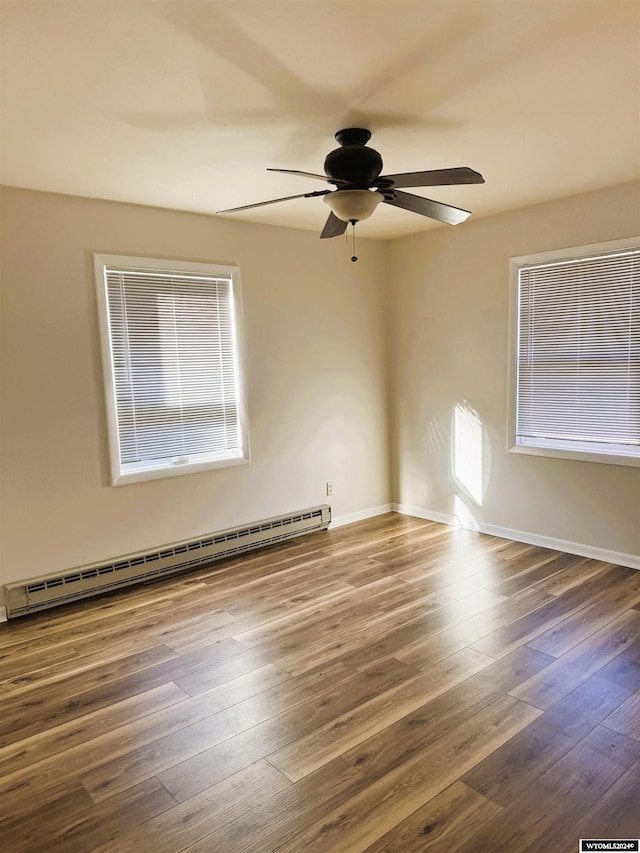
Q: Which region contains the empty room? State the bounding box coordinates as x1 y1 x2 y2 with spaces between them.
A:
0 1 639 851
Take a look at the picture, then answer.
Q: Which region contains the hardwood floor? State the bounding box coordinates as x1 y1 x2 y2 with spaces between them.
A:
1 513 639 852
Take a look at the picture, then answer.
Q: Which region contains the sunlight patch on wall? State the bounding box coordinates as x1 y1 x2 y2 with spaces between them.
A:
452 402 484 506
453 494 481 531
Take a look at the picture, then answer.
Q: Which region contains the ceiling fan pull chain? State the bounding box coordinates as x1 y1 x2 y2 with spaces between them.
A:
351 220 358 262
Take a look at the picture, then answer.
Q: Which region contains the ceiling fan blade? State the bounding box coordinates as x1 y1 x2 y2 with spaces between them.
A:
385 190 471 225
320 212 348 239
267 168 351 186
217 189 330 214
379 167 484 188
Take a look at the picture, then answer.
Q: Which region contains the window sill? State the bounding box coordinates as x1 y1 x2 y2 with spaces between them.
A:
508 442 640 469
112 454 251 486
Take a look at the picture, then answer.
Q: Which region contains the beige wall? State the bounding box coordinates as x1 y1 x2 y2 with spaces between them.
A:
388 181 640 561
0 188 390 592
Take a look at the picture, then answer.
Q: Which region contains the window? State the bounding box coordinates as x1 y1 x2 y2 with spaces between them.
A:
509 238 639 467
94 254 250 485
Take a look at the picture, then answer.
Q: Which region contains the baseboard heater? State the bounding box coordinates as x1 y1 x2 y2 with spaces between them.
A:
4 504 331 619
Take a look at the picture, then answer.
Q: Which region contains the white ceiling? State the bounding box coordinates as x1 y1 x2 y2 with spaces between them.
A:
1 0 639 240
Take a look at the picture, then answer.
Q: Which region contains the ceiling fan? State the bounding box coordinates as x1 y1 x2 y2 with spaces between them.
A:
217 128 484 240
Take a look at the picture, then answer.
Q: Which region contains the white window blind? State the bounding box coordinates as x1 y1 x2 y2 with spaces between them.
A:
95 255 249 484
514 246 639 462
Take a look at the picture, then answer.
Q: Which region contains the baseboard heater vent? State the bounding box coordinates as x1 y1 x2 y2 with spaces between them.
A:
4 504 331 619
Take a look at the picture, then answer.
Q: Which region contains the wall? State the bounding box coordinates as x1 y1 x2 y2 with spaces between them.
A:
388 181 640 565
0 188 390 596
1 181 638 611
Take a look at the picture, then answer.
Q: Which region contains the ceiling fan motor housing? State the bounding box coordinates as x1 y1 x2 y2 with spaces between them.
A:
324 128 383 188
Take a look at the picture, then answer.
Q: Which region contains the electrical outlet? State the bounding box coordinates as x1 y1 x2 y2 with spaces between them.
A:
326 481 334 496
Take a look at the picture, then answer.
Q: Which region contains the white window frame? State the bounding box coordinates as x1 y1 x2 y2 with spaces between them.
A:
508 237 639 468
94 254 250 485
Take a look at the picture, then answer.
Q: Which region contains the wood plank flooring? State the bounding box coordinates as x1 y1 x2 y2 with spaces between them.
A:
1 513 639 852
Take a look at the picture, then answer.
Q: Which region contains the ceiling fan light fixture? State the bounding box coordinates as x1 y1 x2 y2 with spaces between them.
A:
323 189 384 223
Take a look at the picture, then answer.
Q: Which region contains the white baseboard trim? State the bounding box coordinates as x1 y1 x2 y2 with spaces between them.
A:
391 503 457 527
0 606 7 623
331 504 393 528
392 503 640 570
